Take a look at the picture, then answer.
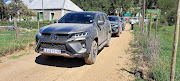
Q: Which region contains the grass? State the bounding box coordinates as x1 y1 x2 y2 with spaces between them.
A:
0 60 2 63
154 25 180 81
135 78 149 81
10 52 31 59
132 49 139 53
134 24 180 81
0 30 37 56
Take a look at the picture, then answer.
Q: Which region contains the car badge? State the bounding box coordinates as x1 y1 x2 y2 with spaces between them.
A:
50 35 57 40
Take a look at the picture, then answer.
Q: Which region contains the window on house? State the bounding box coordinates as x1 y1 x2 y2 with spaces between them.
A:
50 13 54 20
37 12 43 21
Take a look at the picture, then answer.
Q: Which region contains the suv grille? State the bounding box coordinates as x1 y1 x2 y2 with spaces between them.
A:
42 33 69 39
40 42 66 51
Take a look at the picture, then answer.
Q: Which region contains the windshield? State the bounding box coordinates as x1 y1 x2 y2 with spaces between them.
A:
108 17 119 22
58 13 95 24
133 18 138 20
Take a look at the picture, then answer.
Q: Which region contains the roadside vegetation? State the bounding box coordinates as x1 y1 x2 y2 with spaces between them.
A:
0 21 53 29
133 24 180 81
10 51 31 59
0 30 37 56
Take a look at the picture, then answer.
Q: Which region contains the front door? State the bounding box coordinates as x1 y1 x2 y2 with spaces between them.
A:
97 14 106 45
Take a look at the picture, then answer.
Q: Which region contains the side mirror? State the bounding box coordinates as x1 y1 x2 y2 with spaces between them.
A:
98 20 104 25
54 20 58 23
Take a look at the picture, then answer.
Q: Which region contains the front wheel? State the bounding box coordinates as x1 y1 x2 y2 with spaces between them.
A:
122 27 125 31
84 41 98 64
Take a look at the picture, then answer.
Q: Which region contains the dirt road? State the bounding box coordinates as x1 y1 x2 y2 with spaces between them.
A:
0 24 135 81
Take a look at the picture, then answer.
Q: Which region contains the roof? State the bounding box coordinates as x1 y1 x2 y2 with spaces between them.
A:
21 0 83 11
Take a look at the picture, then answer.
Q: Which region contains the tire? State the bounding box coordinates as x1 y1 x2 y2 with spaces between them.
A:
105 33 111 47
115 29 120 37
122 27 125 31
120 27 123 34
42 54 50 60
84 41 98 64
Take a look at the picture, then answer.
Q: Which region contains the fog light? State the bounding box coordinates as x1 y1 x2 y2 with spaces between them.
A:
82 44 86 48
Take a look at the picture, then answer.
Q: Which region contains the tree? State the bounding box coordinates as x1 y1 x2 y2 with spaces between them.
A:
6 0 35 20
0 0 6 20
72 0 132 15
158 0 178 25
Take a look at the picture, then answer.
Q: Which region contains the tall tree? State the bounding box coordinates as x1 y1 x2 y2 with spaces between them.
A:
6 0 35 20
158 0 178 25
0 0 6 20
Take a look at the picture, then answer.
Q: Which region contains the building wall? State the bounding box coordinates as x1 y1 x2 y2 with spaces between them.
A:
32 9 73 21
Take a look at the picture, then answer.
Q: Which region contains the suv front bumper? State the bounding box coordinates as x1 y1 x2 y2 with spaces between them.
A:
35 34 93 58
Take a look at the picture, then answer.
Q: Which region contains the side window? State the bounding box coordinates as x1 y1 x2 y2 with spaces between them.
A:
100 14 105 22
103 14 108 20
97 14 103 21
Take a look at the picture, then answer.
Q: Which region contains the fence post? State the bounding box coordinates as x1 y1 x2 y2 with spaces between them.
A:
142 0 146 33
139 12 141 29
170 0 180 81
148 13 152 37
13 17 19 39
155 9 159 39
146 14 148 32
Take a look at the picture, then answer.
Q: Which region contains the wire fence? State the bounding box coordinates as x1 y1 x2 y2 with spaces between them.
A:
134 20 180 81
0 20 53 56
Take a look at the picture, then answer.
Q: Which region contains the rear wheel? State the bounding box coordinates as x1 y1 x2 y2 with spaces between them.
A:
120 27 123 34
105 33 111 47
84 41 98 64
122 27 125 31
115 28 120 37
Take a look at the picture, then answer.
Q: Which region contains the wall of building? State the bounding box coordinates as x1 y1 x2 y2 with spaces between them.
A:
32 9 73 21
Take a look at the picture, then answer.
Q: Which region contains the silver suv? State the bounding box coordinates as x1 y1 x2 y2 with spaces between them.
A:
35 11 112 64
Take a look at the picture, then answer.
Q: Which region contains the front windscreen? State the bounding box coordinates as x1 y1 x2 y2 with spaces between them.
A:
58 13 95 24
108 17 119 22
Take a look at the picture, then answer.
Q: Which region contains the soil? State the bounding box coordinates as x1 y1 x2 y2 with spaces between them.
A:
0 24 135 81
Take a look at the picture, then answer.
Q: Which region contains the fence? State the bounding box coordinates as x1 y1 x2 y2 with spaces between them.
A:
134 18 180 80
0 20 53 56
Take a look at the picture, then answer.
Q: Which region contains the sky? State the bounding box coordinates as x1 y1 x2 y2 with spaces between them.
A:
4 0 11 2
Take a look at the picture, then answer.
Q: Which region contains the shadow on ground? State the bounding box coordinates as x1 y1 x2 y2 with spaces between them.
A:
35 55 85 68
121 68 144 79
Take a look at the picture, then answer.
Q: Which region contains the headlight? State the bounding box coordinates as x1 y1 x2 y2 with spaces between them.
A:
72 32 88 38
38 31 42 36
112 24 118 27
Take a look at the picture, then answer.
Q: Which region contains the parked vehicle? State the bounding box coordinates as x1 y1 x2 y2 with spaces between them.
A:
120 17 127 31
129 17 139 24
108 16 122 37
35 11 112 64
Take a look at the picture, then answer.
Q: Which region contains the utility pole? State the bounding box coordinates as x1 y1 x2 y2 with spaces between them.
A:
142 0 146 33
170 0 180 81
42 0 44 21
